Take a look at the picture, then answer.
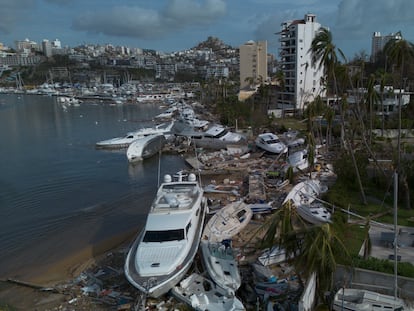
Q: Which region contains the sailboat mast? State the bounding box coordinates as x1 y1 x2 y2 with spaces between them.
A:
393 171 398 300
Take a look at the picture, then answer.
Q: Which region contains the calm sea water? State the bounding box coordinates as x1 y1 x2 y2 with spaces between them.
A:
0 94 186 280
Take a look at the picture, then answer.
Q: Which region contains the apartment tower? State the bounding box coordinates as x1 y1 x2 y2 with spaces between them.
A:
239 40 267 90
278 13 325 111
371 32 402 62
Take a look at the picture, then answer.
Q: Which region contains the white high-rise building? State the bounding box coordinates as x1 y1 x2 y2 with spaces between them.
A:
278 13 325 111
371 32 402 62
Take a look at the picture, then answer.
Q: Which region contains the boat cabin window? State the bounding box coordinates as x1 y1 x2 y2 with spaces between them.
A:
186 222 191 235
127 135 134 139
143 229 185 242
213 129 227 138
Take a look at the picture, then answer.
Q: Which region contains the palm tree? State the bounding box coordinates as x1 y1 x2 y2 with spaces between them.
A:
275 70 286 113
384 33 414 170
310 27 367 204
384 33 414 210
295 223 350 301
375 69 389 136
365 74 381 145
254 201 350 303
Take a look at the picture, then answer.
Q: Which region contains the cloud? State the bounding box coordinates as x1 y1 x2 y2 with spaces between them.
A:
334 0 414 39
72 0 226 40
0 0 35 34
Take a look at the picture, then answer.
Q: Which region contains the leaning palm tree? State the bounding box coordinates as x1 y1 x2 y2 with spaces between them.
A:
254 201 351 304
295 223 350 302
310 27 367 204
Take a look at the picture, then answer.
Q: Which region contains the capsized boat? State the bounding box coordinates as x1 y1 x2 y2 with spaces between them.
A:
124 171 206 298
200 239 241 294
171 273 245 311
203 200 252 243
95 121 174 149
296 201 332 225
332 288 411 311
282 179 325 207
126 134 166 162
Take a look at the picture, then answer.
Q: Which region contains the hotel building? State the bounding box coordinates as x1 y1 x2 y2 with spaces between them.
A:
278 13 325 111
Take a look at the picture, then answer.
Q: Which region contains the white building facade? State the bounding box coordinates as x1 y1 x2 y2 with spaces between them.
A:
278 13 325 111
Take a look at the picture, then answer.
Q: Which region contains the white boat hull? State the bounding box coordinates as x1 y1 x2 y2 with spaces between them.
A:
126 134 166 162
124 173 206 298
171 273 245 311
333 288 409 311
203 201 252 243
200 240 241 294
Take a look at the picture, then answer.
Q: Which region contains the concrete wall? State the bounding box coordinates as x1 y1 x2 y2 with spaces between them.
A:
334 265 414 301
299 272 317 311
372 129 414 138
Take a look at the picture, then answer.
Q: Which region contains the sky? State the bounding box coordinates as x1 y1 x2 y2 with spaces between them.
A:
1 0 414 60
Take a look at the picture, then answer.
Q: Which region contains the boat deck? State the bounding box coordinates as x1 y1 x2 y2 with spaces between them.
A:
153 183 200 211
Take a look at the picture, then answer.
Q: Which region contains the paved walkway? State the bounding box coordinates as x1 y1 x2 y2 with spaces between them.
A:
368 223 414 263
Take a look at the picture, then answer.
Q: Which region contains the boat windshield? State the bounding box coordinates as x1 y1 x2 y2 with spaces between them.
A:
143 229 185 242
214 128 228 138
267 138 281 144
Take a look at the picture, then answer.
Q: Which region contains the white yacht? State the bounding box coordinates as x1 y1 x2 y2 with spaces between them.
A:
95 121 174 149
183 125 246 150
126 134 166 162
124 171 206 298
255 132 288 154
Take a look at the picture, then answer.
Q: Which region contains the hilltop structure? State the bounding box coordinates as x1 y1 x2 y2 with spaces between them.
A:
278 13 325 112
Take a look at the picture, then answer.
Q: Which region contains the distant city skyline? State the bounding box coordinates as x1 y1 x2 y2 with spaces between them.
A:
1 0 414 60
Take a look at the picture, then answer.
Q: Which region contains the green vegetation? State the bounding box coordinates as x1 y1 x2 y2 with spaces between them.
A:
352 256 414 278
0 302 16 311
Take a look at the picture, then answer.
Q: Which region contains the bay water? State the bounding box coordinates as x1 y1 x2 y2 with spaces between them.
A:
0 94 186 281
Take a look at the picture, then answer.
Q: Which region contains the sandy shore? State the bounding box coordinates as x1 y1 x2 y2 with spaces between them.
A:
26 229 137 287
0 229 139 311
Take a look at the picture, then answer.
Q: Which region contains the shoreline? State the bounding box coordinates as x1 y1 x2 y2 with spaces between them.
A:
4 228 138 288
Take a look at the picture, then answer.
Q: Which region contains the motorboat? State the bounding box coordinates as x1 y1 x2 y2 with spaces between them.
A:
284 149 315 173
180 124 246 150
296 201 332 225
124 171 206 298
200 238 241 294
126 134 166 162
332 288 410 311
154 106 178 119
255 132 288 154
95 121 174 149
171 273 245 311
203 200 252 243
